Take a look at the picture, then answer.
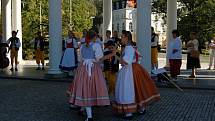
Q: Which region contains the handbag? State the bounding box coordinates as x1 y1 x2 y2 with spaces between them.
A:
190 50 200 58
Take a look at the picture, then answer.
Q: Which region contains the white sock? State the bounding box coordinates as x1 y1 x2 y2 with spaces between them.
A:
85 107 92 118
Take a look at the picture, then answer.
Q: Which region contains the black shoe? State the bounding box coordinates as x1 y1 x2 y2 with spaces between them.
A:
189 75 196 78
42 67 45 70
36 67 41 70
138 109 146 115
10 68 14 71
15 68 18 71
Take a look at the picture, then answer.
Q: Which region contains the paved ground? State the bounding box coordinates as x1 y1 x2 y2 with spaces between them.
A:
1 79 215 121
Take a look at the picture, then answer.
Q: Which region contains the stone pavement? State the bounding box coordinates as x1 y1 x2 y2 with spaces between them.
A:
0 79 215 121
1 53 215 90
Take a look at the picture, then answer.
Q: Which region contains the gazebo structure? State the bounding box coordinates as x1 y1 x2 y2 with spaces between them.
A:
1 0 177 74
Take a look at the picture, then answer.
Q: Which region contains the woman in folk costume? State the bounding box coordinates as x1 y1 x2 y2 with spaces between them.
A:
186 32 201 78
113 31 160 119
59 31 78 72
68 31 115 121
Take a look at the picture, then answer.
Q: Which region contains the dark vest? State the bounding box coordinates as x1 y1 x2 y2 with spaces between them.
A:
34 37 45 51
9 37 19 50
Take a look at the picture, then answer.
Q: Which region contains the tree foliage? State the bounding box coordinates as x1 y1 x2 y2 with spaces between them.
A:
152 0 215 48
20 0 97 59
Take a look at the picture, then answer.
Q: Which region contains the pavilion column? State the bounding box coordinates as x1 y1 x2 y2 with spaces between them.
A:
166 0 177 66
12 0 23 62
103 0 112 39
2 0 11 42
136 0 151 72
48 0 62 74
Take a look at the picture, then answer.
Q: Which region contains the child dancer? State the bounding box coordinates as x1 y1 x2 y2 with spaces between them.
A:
103 41 120 96
59 31 78 73
113 31 160 119
68 31 115 121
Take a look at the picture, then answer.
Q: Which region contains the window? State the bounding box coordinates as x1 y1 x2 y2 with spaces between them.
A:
122 23 125 30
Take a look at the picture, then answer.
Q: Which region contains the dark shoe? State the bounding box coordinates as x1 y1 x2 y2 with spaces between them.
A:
36 67 41 70
122 113 133 120
138 109 146 115
42 67 45 70
85 118 93 121
15 68 18 71
10 68 14 71
189 75 196 78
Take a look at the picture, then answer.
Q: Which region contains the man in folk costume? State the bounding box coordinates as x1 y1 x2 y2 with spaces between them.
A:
7 31 21 71
113 31 160 119
151 27 159 70
30 31 45 70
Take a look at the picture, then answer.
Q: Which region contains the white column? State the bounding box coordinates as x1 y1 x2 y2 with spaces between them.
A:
2 0 11 42
48 0 62 74
136 0 151 72
12 0 23 62
103 0 112 39
166 0 177 65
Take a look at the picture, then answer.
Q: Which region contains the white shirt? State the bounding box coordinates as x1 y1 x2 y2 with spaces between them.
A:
168 37 182 59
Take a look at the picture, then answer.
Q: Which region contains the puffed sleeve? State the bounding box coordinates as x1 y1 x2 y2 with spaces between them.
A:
16 39 21 48
93 43 104 60
122 46 135 64
73 38 78 49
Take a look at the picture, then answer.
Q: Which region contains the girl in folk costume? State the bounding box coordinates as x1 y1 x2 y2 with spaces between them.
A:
68 31 115 121
59 31 78 72
113 31 160 119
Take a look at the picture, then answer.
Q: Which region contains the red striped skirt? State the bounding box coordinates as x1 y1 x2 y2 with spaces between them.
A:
68 62 110 106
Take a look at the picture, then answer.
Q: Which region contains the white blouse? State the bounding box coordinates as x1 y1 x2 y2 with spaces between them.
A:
187 39 199 51
92 42 104 60
123 45 135 65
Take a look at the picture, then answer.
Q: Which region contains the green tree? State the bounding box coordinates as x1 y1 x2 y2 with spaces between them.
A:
152 0 215 50
21 0 96 59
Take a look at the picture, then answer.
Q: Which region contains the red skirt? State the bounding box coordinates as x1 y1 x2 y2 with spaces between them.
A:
68 62 110 107
169 59 182 78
